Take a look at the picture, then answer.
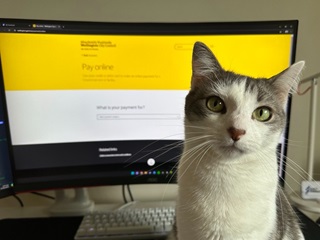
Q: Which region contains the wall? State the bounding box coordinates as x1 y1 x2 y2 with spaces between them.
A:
0 0 319 206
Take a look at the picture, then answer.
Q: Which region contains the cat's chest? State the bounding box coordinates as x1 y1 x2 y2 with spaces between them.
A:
178 151 277 194
176 153 278 239
179 159 276 208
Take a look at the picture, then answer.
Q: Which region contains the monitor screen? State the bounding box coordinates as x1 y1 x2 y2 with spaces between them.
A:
0 19 298 193
0 68 14 198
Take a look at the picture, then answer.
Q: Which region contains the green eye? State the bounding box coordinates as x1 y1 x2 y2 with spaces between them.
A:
206 96 225 112
252 107 272 122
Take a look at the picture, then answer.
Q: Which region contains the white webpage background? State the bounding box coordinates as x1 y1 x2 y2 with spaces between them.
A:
6 90 187 145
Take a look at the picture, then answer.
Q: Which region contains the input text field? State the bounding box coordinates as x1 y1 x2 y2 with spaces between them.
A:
97 114 181 120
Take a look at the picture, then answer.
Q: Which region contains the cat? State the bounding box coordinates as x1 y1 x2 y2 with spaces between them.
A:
167 42 305 240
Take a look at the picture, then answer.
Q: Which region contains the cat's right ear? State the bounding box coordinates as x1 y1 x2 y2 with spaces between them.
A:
191 42 222 88
270 61 305 106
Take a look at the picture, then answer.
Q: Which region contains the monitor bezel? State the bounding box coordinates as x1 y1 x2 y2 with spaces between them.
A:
0 57 15 198
0 18 299 193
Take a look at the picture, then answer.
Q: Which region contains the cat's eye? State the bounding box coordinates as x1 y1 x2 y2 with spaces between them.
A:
252 107 272 122
206 96 225 113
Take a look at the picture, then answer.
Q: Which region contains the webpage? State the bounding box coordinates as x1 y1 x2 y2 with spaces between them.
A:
0 33 292 147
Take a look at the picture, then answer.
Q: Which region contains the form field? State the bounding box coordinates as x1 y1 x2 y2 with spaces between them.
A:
97 114 181 120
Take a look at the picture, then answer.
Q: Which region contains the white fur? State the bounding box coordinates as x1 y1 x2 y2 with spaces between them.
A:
176 147 278 240
175 81 286 240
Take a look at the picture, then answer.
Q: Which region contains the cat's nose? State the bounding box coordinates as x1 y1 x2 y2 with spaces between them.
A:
227 127 246 142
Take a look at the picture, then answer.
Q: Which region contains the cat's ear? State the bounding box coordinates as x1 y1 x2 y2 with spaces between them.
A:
191 42 222 88
270 61 305 105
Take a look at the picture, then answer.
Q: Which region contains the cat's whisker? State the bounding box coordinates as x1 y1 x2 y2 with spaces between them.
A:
170 139 210 166
284 161 320 191
282 154 317 182
282 136 308 149
312 172 320 178
283 137 305 144
259 151 292 222
282 170 307 190
259 146 320 199
279 176 301 199
194 143 213 174
284 162 310 182
262 145 310 181
254 148 278 178
184 124 213 130
124 144 181 168
176 140 211 168
177 141 214 182
128 145 187 180
163 135 217 180
283 155 307 175
123 132 185 164
161 140 215 203
125 133 221 169
254 148 303 209
286 142 308 149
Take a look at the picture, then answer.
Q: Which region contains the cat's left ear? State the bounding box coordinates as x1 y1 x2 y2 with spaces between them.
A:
270 61 305 105
191 41 223 89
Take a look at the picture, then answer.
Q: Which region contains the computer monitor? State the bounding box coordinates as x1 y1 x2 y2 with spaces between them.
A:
0 19 298 203
0 76 14 198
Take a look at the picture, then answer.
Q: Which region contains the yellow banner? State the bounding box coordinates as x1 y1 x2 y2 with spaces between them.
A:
0 33 292 90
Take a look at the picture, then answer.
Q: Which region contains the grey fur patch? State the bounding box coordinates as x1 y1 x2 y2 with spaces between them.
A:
268 188 305 239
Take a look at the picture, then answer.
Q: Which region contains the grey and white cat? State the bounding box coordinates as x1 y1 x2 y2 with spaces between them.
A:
168 42 305 240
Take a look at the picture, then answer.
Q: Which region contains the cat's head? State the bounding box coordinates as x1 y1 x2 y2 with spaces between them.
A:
185 41 305 159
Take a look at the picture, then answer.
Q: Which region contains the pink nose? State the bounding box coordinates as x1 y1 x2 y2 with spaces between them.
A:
228 127 246 142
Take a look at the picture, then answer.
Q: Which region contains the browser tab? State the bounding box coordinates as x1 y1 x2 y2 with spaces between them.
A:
32 23 62 29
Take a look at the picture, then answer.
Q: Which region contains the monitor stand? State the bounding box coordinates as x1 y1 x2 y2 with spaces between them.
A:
48 188 95 216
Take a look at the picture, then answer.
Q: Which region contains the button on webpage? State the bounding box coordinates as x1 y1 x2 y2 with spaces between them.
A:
147 158 155 166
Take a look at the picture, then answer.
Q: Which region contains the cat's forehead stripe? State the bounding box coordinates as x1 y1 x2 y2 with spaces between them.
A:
200 72 274 105
244 77 271 103
228 78 256 106
216 76 274 108
244 78 256 94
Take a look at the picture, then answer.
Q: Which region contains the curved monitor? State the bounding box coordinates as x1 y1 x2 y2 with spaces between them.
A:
0 19 298 193
0 78 14 198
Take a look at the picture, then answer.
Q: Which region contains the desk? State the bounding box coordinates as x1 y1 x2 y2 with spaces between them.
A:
0 216 82 240
0 202 172 240
0 203 319 240
295 209 320 240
